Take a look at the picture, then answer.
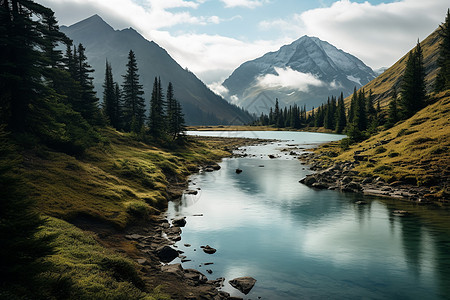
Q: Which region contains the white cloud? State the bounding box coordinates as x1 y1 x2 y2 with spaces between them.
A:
259 0 449 69
256 67 325 92
221 0 267 9
149 30 287 83
208 81 230 97
42 0 214 30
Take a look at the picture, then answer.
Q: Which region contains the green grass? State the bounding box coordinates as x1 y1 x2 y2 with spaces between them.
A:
14 128 243 299
314 91 450 200
36 217 169 300
23 128 230 228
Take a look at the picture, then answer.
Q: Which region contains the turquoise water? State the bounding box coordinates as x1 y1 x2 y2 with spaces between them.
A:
167 131 450 299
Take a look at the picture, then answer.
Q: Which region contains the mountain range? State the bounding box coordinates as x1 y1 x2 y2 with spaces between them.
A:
60 15 253 125
221 36 377 114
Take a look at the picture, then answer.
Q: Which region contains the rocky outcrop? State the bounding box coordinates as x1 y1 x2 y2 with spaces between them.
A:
298 153 436 203
156 245 179 263
172 217 187 227
229 277 257 295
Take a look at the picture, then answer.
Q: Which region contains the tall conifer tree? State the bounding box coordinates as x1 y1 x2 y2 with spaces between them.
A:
336 92 347 134
399 41 426 119
122 50 145 132
149 77 166 138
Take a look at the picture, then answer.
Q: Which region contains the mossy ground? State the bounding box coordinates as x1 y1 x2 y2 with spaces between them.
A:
18 128 249 299
23 128 231 228
36 217 170 300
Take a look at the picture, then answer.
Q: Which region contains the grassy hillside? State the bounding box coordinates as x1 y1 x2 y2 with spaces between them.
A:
315 90 450 201
344 29 441 109
8 129 249 299
22 128 233 228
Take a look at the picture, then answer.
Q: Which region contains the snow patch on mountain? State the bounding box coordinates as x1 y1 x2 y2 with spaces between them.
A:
347 75 362 85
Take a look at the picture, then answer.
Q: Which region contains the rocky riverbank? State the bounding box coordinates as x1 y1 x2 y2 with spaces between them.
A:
298 152 447 204
77 137 263 300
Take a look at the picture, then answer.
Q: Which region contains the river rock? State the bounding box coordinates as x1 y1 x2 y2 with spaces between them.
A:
312 182 329 189
172 217 187 227
201 245 216 254
300 175 317 186
208 277 225 288
156 245 179 263
235 168 243 174
185 189 198 195
184 269 208 284
161 263 184 278
229 276 257 295
341 182 362 193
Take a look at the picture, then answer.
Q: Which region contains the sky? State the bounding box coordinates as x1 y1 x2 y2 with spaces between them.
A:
40 0 449 92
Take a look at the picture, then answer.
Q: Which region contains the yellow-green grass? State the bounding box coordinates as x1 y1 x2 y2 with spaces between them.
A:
343 28 441 110
37 217 169 300
315 91 450 191
23 128 230 228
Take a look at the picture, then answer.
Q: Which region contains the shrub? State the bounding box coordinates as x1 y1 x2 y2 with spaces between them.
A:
373 165 392 173
388 152 400 157
375 146 387 154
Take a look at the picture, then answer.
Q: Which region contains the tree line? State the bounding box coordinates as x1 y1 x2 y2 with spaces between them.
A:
102 50 186 140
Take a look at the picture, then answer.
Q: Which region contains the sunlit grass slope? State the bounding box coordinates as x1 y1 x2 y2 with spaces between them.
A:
24 128 229 228
316 91 450 193
344 29 441 109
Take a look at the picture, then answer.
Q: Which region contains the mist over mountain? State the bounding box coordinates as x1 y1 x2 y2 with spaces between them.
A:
61 15 252 125
221 36 377 114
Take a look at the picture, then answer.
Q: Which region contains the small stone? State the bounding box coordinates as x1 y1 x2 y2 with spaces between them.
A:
201 245 217 254
229 277 257 295
172 217 187 227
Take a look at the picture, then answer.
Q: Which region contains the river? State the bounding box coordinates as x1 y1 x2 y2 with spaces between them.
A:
167 131 450 299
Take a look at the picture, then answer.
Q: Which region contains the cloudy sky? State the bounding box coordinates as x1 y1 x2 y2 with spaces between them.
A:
40 0 448 88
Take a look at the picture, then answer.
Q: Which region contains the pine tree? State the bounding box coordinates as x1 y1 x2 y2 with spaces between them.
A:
274 99 281 128
0 0 65 131
122 50 145 132
315 105 325 127
399 41 426 119
366 89 378 131
114 83 122 129
0 127 54 294
386 88 399 128
435 9 450 92
73 43 100 123
357 89 367 132
166 82 176 138
102 60 121 129
335 92 347 134
149 77 166 137
348 87 358 124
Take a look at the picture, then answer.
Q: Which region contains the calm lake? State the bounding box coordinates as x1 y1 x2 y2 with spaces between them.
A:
167 131 450 299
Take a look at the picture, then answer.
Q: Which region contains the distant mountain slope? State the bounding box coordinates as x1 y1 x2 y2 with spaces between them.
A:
345 29 441 108
222 35 376 114
61 15 252 125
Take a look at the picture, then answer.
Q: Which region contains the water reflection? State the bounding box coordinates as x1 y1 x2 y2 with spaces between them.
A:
167 131 450 299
